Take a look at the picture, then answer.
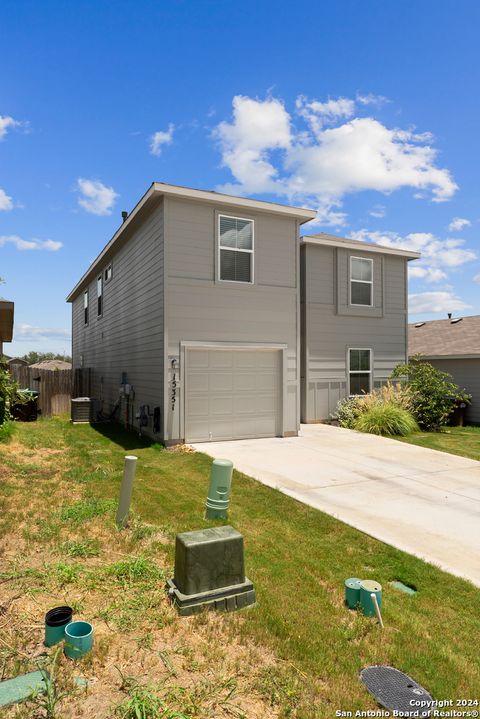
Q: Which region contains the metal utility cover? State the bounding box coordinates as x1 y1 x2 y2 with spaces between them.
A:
185 348 281 442
360 666 433 717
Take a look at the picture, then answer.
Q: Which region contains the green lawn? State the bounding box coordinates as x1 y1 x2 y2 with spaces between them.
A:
396 425 480 461
0 418 479 718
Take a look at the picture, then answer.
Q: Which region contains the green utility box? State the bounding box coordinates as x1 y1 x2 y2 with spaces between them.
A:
167 526 256 616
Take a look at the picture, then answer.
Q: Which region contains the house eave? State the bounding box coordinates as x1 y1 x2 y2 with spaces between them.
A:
301 235 421 260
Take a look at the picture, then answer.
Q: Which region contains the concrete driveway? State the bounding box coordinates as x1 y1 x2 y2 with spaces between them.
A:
192 424 480 587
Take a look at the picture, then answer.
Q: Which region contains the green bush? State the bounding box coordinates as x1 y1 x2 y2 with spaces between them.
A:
335 395 364 429
391 356 471 430
354 403 418 436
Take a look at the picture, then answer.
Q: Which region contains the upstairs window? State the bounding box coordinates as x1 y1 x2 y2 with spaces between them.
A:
83 290 89 325
350 256 373 306
97 275 103 317
218 215 254 284
349 348 371 395
104 264 113 283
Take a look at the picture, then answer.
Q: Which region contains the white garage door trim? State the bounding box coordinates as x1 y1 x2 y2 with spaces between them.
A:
181 341 287 442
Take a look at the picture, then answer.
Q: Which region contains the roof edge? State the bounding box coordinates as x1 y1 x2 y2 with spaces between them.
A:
301 234 421 260
408 353 480 360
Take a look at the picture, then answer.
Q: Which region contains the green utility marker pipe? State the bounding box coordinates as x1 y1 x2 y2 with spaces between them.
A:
360 580 382 617
116 455 138 528
344 577 362 609
205 459 233 520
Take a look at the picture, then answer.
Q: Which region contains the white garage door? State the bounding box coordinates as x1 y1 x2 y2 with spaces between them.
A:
185 348 282 442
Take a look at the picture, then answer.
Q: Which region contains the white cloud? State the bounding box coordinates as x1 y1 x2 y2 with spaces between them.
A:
369 204 386 218
356 93 390 107
14 324 71 342
76 178 118 216
0 188 13 211
351 229 476 283
149 124 175 156
448 217 471 232
214 95 291 196
409 291 471 314
409 266 447 283
0 115 20 140
474 274 480 284
214 94 458 226
296 95 355 133
0 235 63 251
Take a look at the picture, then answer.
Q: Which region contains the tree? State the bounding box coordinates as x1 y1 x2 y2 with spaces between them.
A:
391 355 471 430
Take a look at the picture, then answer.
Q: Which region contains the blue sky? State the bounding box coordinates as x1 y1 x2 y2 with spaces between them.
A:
1 0 479 355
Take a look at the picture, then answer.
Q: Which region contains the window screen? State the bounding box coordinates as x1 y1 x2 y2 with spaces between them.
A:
219 215 253 283
351 257 373 306
349 349 371 395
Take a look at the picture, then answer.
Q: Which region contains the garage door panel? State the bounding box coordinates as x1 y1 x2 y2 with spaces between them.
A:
188 373 209 392
210 396 234 416
208 373 234 392
210 351 234 369
185 348 281 442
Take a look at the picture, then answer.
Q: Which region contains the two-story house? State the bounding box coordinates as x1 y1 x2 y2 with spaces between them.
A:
67 182 419 444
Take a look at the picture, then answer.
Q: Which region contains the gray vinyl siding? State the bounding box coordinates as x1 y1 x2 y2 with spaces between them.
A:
425 358 480 424
164 196 299 442
301 243 408 421
71 201 164 438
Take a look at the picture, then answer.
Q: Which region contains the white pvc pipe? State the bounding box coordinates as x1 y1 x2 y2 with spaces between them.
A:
116 455 138 528
371 592 384 629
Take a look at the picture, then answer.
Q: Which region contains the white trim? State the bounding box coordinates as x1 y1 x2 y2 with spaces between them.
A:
409 353 480 360
350 256 373 307
217 213 254 285
347 347 372 395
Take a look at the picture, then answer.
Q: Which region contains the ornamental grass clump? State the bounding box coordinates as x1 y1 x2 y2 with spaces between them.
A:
354 402 419 436
335 381 416 435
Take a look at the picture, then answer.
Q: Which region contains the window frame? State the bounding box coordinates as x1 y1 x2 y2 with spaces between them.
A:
104 263 113 283
97 274 103 318
350 256 373 307
347 347 372 396
83 290 89 326
217 213 255 285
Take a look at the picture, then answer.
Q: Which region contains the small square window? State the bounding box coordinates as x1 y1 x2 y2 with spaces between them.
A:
104 264 113 282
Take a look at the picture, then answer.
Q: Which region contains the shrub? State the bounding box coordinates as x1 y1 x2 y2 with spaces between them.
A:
354 403 419 436
335 395 364 429
391 356 471 430
335 382 413 430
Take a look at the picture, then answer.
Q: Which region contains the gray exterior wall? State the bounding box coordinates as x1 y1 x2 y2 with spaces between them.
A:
424 358 480 424
164 196 300 443
72 200 164 438
301 243 408 421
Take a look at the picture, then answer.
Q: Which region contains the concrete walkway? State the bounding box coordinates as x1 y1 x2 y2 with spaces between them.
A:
192 424 480 587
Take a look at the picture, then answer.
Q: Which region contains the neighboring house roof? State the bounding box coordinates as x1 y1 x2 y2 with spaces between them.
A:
67 182 317 302
302 232 421 260
29 360 72 370
7 357 28 365
408 315 480 359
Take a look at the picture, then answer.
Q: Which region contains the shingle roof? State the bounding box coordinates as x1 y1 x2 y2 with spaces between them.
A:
408 315 480 358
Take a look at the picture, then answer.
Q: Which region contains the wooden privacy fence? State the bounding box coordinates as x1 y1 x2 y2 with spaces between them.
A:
10 363 73 417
